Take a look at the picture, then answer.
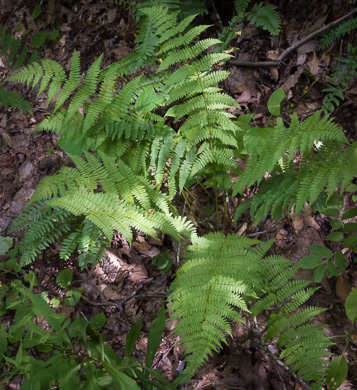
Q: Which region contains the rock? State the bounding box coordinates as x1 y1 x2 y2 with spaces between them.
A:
18 160 33 180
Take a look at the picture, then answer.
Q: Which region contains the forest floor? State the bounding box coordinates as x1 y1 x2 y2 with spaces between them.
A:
0 0 357 389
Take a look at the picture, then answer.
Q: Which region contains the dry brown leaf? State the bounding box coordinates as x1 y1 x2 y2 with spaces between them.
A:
102 285 123 301
107 8 117 23
336 274 352 301
307 52 320 76
0 131 12 148
133 241 152 251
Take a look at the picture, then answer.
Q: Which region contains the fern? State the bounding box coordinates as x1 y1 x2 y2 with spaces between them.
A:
233 110 354 222
0 82 32 114
235 0 251 19
245 2 281 35
10 152 195 267
318 17 357 51
322 44 357 113
170 233 331 389
0 27 35 70
5 7 343 388
0 27 35 114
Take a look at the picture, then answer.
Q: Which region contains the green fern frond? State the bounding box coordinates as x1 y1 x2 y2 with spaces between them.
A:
234 111 347 195
0 27 34 70
65 55 102 124
54 50 81 111
159 39 221 70
246 2 281 35
0 83 32 114
170 233 330 388
59 219 109 268
318 17 357 51
234 0 251 19
9 202 75 266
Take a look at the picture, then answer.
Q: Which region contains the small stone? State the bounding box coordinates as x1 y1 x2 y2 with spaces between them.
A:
18 160 33 180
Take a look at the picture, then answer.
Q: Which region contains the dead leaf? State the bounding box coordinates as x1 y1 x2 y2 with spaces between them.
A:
279 67 304 96
336 274 351 301
107 8 117 23
0 131 12 148
307 52 320 76
103 285 123 301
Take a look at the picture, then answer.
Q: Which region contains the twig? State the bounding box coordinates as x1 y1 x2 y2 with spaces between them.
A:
228 8 357 68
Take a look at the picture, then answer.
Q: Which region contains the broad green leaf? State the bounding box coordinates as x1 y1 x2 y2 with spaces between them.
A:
10 313 33 332
0 332 7 357
0 284 9 301
56 268 73 289
102 361 141 390
342 208 357 220
152 251 172 273
330 220 342 230
334 251 346 271
343 223 357 233
69 316 88 339
326 232 344 242
308 245 332 258
31 5 42 19
312 264 325 283
326 356 348 390
345 184 357 192
125 320 142 358
89 313 106 330
327 260 339 276
322 208 340 217
22 289 62 331
267 89 285 116
32 31 46 48
65 289 82 307
14 341 23 368
343 235 357 249
298 255 323 269
82 361 100 390
146 302 166 369
0 236 13 255
346 288 357 321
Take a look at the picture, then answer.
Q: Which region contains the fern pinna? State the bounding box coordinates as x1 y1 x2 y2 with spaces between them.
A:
170 233 331 389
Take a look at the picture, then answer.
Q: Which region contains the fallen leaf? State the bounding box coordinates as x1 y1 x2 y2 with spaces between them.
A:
307 52 320 76
336 274 351 301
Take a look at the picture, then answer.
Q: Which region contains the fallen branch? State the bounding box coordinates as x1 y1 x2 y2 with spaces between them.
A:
228 8 357 68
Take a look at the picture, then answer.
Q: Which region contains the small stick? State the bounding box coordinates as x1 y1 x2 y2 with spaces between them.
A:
229 8 357 68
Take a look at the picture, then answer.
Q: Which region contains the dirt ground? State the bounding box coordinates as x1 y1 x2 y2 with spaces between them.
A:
0 0 357 389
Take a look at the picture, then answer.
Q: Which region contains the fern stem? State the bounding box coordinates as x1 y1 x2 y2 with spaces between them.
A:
182 189 204 235
183 186 203 209
213 172 220 230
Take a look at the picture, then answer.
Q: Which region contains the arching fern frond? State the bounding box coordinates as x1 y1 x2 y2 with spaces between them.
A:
318 17 357 51
170 233 331 389
245 2 281 35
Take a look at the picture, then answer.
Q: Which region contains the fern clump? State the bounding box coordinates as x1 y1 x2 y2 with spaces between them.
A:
4 5 343 388
10 152 195 267
233 108 355 223
170 233 332 389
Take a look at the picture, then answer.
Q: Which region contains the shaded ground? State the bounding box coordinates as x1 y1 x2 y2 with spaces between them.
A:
0 0 357 389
